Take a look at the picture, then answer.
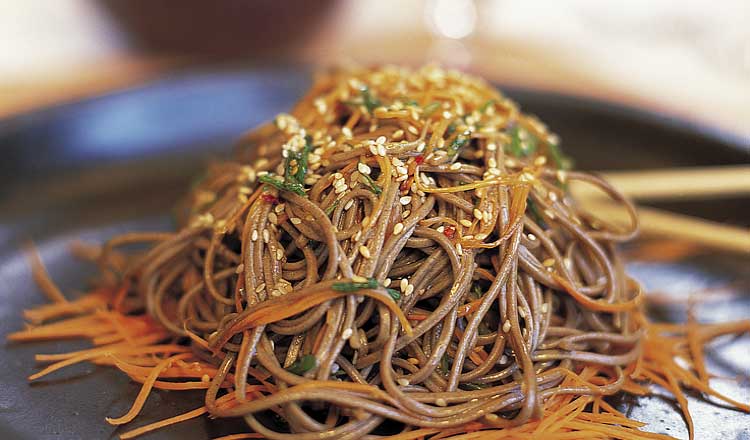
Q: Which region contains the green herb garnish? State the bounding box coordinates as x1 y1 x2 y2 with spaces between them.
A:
460 382 487 391
423 101 441 117
324 200 340 216
546 140 572 171
508 126 534 157
332 278 379 292
259 175 306 196
359 85 381 113
360 173 383 195
386 288 401 301
286 354 317 375
447 135 469 157
479 99 496 113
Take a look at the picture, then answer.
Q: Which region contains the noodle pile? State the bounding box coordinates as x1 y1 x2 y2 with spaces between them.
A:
9 65 749 440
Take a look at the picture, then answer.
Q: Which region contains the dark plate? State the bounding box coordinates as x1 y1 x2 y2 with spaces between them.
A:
0 67 748 440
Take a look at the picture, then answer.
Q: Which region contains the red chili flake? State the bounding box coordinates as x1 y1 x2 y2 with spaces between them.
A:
414 155 425 165
400 180 410 192
261 194 278 204
443 226 456 239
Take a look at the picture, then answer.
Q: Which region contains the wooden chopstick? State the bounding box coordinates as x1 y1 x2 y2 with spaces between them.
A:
587 202 750 254
571 165 750 201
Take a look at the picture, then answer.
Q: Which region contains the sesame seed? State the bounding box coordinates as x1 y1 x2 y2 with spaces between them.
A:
405 284 414 295
354 230 362 241
342 127 353 138
456 243 463 255
449 162 462 170
359 246 371 259
362 216 370 228
416 142 426 152
549 192 558 202
384 278 392 287
483 211 492 222
344 199 354 210
268 212 278 224
341 328 353 340
527 233 536 241
442 111 452 119
407 358 420 365
351 275 368 283
393 222 404 235
460 219 473 227
437 226 445 233
377 144 387 156
556 169 567 183
270 289 283 297
485 413 499 421
399 196 412 205
368 144 378 155
276 249 284 261
487 143 497 151
463 235 474 240
393 129 404 139
357 162 371 175
408 125 419 135
290 217 302 225
544 209 555 219
235 264 244 274
251 230 258 241
262 229 270 243
374 136 386 145
402 210 411 219
542 258 555 267
502 320 511 333
519 308 526 318
255 283 266 293
400 278 409 293
275 203 285 213
488 157 497 168
534 156 547 166
475 233 488 240
397 378 410 387
396 165 408 175
473 208 483 220
435 398 448 407
201 374 210 383
335 183 348 194
541 303 549 313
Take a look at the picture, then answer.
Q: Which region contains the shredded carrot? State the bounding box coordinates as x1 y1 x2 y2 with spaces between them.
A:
24 242 68 303
118 406 207 439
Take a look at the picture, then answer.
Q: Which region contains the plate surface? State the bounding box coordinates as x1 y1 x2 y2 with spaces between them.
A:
1 67 748 439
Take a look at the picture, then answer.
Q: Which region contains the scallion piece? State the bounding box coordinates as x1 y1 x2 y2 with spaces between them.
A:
386 288 401 301
332 278 379 292
423 101 441 117
259 175 306 196
286 354 317 375
361 173 383 195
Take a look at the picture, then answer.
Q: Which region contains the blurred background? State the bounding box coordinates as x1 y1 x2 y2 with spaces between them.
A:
1 0 749 139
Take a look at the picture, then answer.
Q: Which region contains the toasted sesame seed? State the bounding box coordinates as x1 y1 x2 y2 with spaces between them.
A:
485 413 499 421
463 235 474 240
251 230 259 241
290 217 302 225
407 357 420 365
519 308 526 318
274 203 285 214
201 374 210 383
377 144 387 156
397 378 410 387
488 157 497 168
357 162 371 175
376 135 386 145
362 216 370 228
408 125 419 135
354 230 362 241
399 196 412 205
396 165 408 175
384 278 392 287
449 162 462 170
276 249 284 261
541 303 549 313
401 210 411 219
460 219 473 227
527 233 536 241
473 208 483 220
268 212 278 224
416 142 426 152
544 209 555 219
235 264 244 274
442 111 452 119
437 226 445 233
393 129 404 139
262 229 270 243
542 258 555 267
549 192 558 202
502 320 511 333
255 283 266 293
335 183 348 194
487 143 497 151
393 222 404 235
341 328 353 340
435 398 448 407
351 275 368 283
270 289 283 297
556 169 567 183
475 233 488 240
405 284 415 296
368 144 379 155
483 211 492 222
400 278 409 293
534 156 547 166
342 127 353 138
359 246 371 259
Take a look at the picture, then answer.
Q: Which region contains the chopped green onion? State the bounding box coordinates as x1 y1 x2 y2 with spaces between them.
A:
460 383 486 391
360 173 382 195
386 288 401 301
445 122 457 137
423 101 441 117
508 126 536 157
286 354 317 375
259 175 306 196
295 135 313 183
332 278 379 292
546 140 572 171
403 99 419 107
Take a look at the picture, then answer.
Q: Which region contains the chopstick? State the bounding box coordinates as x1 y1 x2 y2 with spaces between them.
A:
571 165 750 201
587 202 750 254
